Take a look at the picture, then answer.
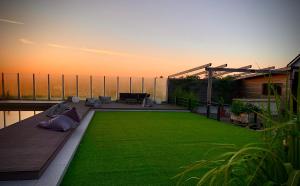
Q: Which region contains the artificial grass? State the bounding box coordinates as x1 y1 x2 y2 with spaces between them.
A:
61 112 260 185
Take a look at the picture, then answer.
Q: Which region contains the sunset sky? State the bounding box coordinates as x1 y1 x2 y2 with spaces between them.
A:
0 0 300 77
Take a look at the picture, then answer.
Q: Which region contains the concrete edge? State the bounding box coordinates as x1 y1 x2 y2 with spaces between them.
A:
94 109 190 112
55 110 95 186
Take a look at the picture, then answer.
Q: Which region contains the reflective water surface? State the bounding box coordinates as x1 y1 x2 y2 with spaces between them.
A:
0 110 43 129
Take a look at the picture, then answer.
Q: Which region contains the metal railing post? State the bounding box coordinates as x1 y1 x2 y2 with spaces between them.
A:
90 75 93 98
166 78 169 103
103 76 106 96
116 76 119 100
76 75 79 97
1 73 4 98
129 77 132 93
142 77 144 93
17 73 20 99
153 77 157 102
47 74 51 100
62 74 65 100
33 74 36 100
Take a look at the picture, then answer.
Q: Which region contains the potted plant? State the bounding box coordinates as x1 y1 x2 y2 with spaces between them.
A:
230 100 259 124
217 97 226 117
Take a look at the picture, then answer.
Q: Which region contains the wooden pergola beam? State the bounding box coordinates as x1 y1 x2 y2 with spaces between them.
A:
235 67 289 80
212 65 252 77
168 63 212 78
233 66 275 78
206 67 289 74
190 64 227 77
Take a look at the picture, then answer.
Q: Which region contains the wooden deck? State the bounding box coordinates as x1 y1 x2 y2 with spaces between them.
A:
0 102 90 181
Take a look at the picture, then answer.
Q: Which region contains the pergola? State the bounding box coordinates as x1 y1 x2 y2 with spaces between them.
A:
168 63 290 117
205 67 290 116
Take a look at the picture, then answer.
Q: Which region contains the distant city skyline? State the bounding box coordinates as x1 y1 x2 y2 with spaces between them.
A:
0 0 300 77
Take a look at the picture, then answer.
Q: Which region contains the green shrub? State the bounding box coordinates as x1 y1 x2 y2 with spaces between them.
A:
230 100 260 115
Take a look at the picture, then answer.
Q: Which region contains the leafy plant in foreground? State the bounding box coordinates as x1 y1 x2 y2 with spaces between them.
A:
175 73 300 185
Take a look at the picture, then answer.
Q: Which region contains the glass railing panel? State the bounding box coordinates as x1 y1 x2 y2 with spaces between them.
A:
105 76 117 100
119 77 130 94
131 77 142 93
50 74 62 100
92 75 104 98
35 74 48 100
78 75 90 99
3 73 18 99
144 77 155 100
64 74 76 98
20 73 33 100
155 77 167 103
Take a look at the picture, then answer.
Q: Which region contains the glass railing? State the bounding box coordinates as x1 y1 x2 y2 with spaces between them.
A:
0 73 167 102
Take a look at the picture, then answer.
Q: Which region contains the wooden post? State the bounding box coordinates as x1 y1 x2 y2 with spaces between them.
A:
33 74 36 100
217 104 221 121
141 77 144 93
17 73 20 99
116 76 119 100
76 75 79 97
47 74 51 100
207 69 212 118
62 74 65 100
188 98 192 110
103 76 106 96
1 73 4 98
90 75 93 98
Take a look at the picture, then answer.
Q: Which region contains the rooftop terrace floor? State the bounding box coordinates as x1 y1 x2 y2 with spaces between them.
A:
62 111 260 185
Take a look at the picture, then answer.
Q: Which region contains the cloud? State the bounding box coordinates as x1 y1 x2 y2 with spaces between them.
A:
19 38 36 45
79 47 132 57
0 18 24 25
47 42 134 57
47 43 71 49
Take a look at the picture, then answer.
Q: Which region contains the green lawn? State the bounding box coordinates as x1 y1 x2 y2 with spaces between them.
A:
61 112 260 185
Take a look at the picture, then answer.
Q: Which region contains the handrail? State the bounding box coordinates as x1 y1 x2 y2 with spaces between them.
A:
168 96 230 121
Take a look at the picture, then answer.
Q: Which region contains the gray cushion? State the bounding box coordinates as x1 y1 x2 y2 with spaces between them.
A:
86 98 102 107
62 107 80 122
45 103 70 117
85 98 97 106
38 115 78 132
99 96 111 104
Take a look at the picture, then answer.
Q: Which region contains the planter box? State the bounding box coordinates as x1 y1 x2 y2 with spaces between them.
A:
230 113 250 124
